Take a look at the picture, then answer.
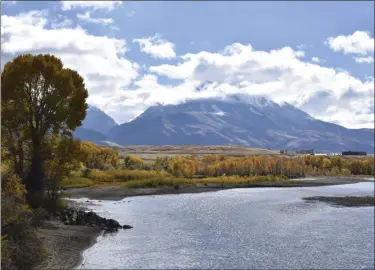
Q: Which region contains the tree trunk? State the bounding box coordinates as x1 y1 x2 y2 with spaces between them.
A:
26 139 45 207
16 139 25 182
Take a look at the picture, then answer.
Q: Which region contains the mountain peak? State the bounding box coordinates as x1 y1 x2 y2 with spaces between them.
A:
107 95 373 153
82 106 118 134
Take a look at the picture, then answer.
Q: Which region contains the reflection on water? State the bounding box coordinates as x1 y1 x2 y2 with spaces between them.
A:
76 180 374 269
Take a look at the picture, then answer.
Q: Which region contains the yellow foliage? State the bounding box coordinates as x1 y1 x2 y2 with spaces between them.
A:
124 155 144 169
79 142 121 169
3 174 27 200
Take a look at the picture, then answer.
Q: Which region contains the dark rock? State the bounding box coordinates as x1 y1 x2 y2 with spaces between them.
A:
84 211 99 224
108 219 121 229
55 207 126 232
86 211 95 217
60 214 67 222
104 219 110 227
76 216 85 225
105 227 119 233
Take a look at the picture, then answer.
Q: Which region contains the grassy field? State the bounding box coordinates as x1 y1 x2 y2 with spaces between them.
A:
116 145 283 164
115 145 371 164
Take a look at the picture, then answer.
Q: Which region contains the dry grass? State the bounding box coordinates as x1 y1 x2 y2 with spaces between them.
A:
117 145 282 164
60 177 94 188
123 175 287 188
84 169 170 182
61 169 172 188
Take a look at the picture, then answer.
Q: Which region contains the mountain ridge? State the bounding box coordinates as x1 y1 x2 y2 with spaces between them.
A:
82 106 118 135
107 95 374 153
73 96 374 153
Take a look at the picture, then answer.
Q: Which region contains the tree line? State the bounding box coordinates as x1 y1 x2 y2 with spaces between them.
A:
151 154 374 178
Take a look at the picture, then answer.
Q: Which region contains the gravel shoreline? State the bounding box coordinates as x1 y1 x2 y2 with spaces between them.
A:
35 220 101 270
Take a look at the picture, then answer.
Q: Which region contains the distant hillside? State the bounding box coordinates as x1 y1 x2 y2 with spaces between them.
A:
73 106 120 146
108 95 374 153
82 106 118 135
74 127 108 142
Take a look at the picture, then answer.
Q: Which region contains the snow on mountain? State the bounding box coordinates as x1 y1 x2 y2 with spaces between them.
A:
107 95 374 153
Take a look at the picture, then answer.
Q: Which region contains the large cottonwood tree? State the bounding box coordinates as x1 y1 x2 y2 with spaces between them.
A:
1 54 88 205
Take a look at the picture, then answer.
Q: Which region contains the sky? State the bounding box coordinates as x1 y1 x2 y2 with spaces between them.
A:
1 1 374 129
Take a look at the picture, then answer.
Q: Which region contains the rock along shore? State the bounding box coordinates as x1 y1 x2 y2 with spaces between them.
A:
53 207 133 232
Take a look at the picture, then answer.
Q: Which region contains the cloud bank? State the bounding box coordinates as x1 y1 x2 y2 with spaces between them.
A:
1 10 374 129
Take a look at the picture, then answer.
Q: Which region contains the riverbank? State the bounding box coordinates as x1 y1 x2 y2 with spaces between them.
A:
34 200 128 270
35 220 101 270
65 176 373 200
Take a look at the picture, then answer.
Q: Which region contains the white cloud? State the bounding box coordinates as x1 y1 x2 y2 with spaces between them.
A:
77 11 114 25
126 10 136 17
50 18 72 29
1 10 139 105
60 1 122 11
325 31 374 55
133 34 176 59
354 56 374 64
311 57 321 63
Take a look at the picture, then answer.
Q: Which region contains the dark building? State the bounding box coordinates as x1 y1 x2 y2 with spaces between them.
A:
342 151 367 156
280 149 314 155
296 149 314 155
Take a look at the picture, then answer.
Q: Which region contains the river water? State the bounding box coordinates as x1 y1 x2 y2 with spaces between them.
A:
74 181 374 269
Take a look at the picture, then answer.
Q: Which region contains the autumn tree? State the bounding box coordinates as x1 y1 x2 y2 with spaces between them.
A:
124 155 144 169
44 134 83 199
153 156 172 171
1 54 88 206
79 142 120 169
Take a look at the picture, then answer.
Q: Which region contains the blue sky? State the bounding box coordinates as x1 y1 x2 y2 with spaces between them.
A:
1 1 374 128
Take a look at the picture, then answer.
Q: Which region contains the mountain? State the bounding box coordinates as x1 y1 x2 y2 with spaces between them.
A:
74 127 109 142
73 106 119 146
82 106 118 135
108 95 374 153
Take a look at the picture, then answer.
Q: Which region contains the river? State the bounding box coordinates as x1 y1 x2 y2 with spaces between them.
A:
74 180 374 269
